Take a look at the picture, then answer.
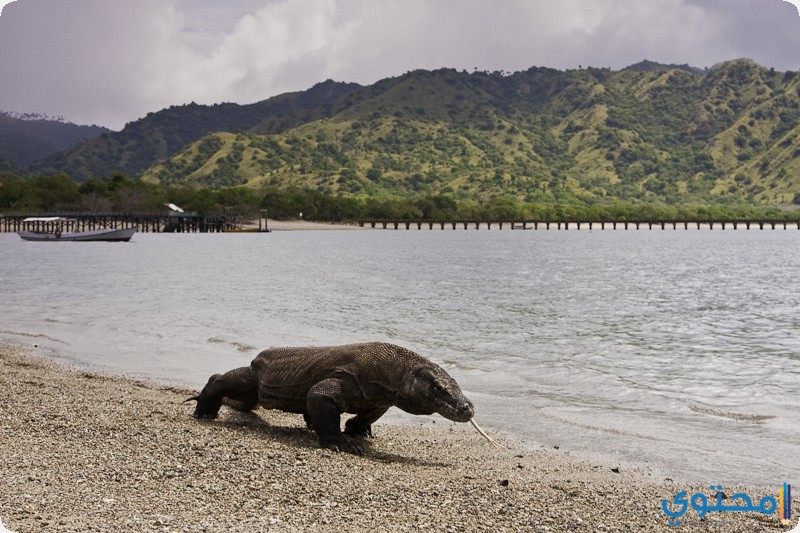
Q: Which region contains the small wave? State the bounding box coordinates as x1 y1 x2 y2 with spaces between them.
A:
43 318 74 325
442 359 489 372
206 337 256 353
0 330 69 345
539 410 662 442
233 342 256 353
689 404 774 424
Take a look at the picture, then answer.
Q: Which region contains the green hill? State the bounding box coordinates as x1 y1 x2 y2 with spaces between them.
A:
31 80 361 180
39 60 800 207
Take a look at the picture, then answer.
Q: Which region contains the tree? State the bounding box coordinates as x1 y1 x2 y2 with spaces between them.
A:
28 174 80 210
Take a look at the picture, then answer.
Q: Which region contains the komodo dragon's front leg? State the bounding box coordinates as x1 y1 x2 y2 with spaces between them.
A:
306 377 378 454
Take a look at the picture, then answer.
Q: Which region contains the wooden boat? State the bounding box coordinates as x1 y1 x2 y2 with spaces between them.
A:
18 227 137 242
17 217 136 242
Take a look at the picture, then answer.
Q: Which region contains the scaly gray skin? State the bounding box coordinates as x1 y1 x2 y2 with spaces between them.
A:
186 342 475 454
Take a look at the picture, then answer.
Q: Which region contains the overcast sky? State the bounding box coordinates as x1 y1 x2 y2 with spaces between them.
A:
1 0 799 130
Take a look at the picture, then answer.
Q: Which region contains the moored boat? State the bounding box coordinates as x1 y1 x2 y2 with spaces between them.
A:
17 227 137 242
17 217 136 242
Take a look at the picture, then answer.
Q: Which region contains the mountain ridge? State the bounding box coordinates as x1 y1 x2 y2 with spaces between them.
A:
29 80 362 180
16 59 800 206
0 111 108 168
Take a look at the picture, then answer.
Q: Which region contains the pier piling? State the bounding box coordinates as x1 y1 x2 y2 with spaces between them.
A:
354 218 800 232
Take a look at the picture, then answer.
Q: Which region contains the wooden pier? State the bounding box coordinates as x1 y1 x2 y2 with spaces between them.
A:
358 218 800 231
0 213 233 234
5 214 799 233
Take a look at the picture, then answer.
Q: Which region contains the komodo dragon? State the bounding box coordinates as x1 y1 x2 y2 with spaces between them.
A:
186 342 499 453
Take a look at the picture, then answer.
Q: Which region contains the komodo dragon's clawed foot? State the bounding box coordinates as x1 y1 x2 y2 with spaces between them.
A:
184 393 222 419
344 418 375 438
320 435 366 455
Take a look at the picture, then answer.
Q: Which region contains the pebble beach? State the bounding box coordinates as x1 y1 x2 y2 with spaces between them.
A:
0 343 789 532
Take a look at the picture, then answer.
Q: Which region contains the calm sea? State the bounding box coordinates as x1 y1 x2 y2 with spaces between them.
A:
1 228 798 485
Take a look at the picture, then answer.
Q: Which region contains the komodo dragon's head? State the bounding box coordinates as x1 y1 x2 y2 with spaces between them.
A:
401 365 475 422
400 362 502 448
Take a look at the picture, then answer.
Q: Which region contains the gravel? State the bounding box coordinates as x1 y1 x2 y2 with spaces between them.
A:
0 344 787 532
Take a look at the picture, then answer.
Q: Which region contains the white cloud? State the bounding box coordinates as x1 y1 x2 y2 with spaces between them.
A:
0 0 798 130
135 0 361 109
0 1 15 16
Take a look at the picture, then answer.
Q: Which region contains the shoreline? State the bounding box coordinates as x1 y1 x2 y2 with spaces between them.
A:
257 219 367 231
0 343 790 532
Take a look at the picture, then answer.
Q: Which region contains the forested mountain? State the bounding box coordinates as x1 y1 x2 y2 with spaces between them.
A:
22 60 800 206
30 80 361 180
0 112 108 168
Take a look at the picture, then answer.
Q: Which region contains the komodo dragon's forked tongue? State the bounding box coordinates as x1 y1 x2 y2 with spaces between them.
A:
469 418 503 449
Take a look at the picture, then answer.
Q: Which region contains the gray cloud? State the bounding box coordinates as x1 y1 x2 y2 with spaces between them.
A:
0 0 798 130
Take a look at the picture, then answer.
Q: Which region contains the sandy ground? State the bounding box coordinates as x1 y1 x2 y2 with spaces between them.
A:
0 343 792 532
244 219 366 231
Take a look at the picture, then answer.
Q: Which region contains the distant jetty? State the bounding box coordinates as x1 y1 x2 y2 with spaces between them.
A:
358 218 800 230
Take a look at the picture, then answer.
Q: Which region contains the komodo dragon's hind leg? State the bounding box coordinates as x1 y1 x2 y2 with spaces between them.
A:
187 366 259 418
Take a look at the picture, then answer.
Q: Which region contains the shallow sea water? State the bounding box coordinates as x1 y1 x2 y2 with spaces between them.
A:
1 228 798 484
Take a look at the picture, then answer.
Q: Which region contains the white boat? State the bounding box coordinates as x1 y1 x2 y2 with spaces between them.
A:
17 217 136 242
